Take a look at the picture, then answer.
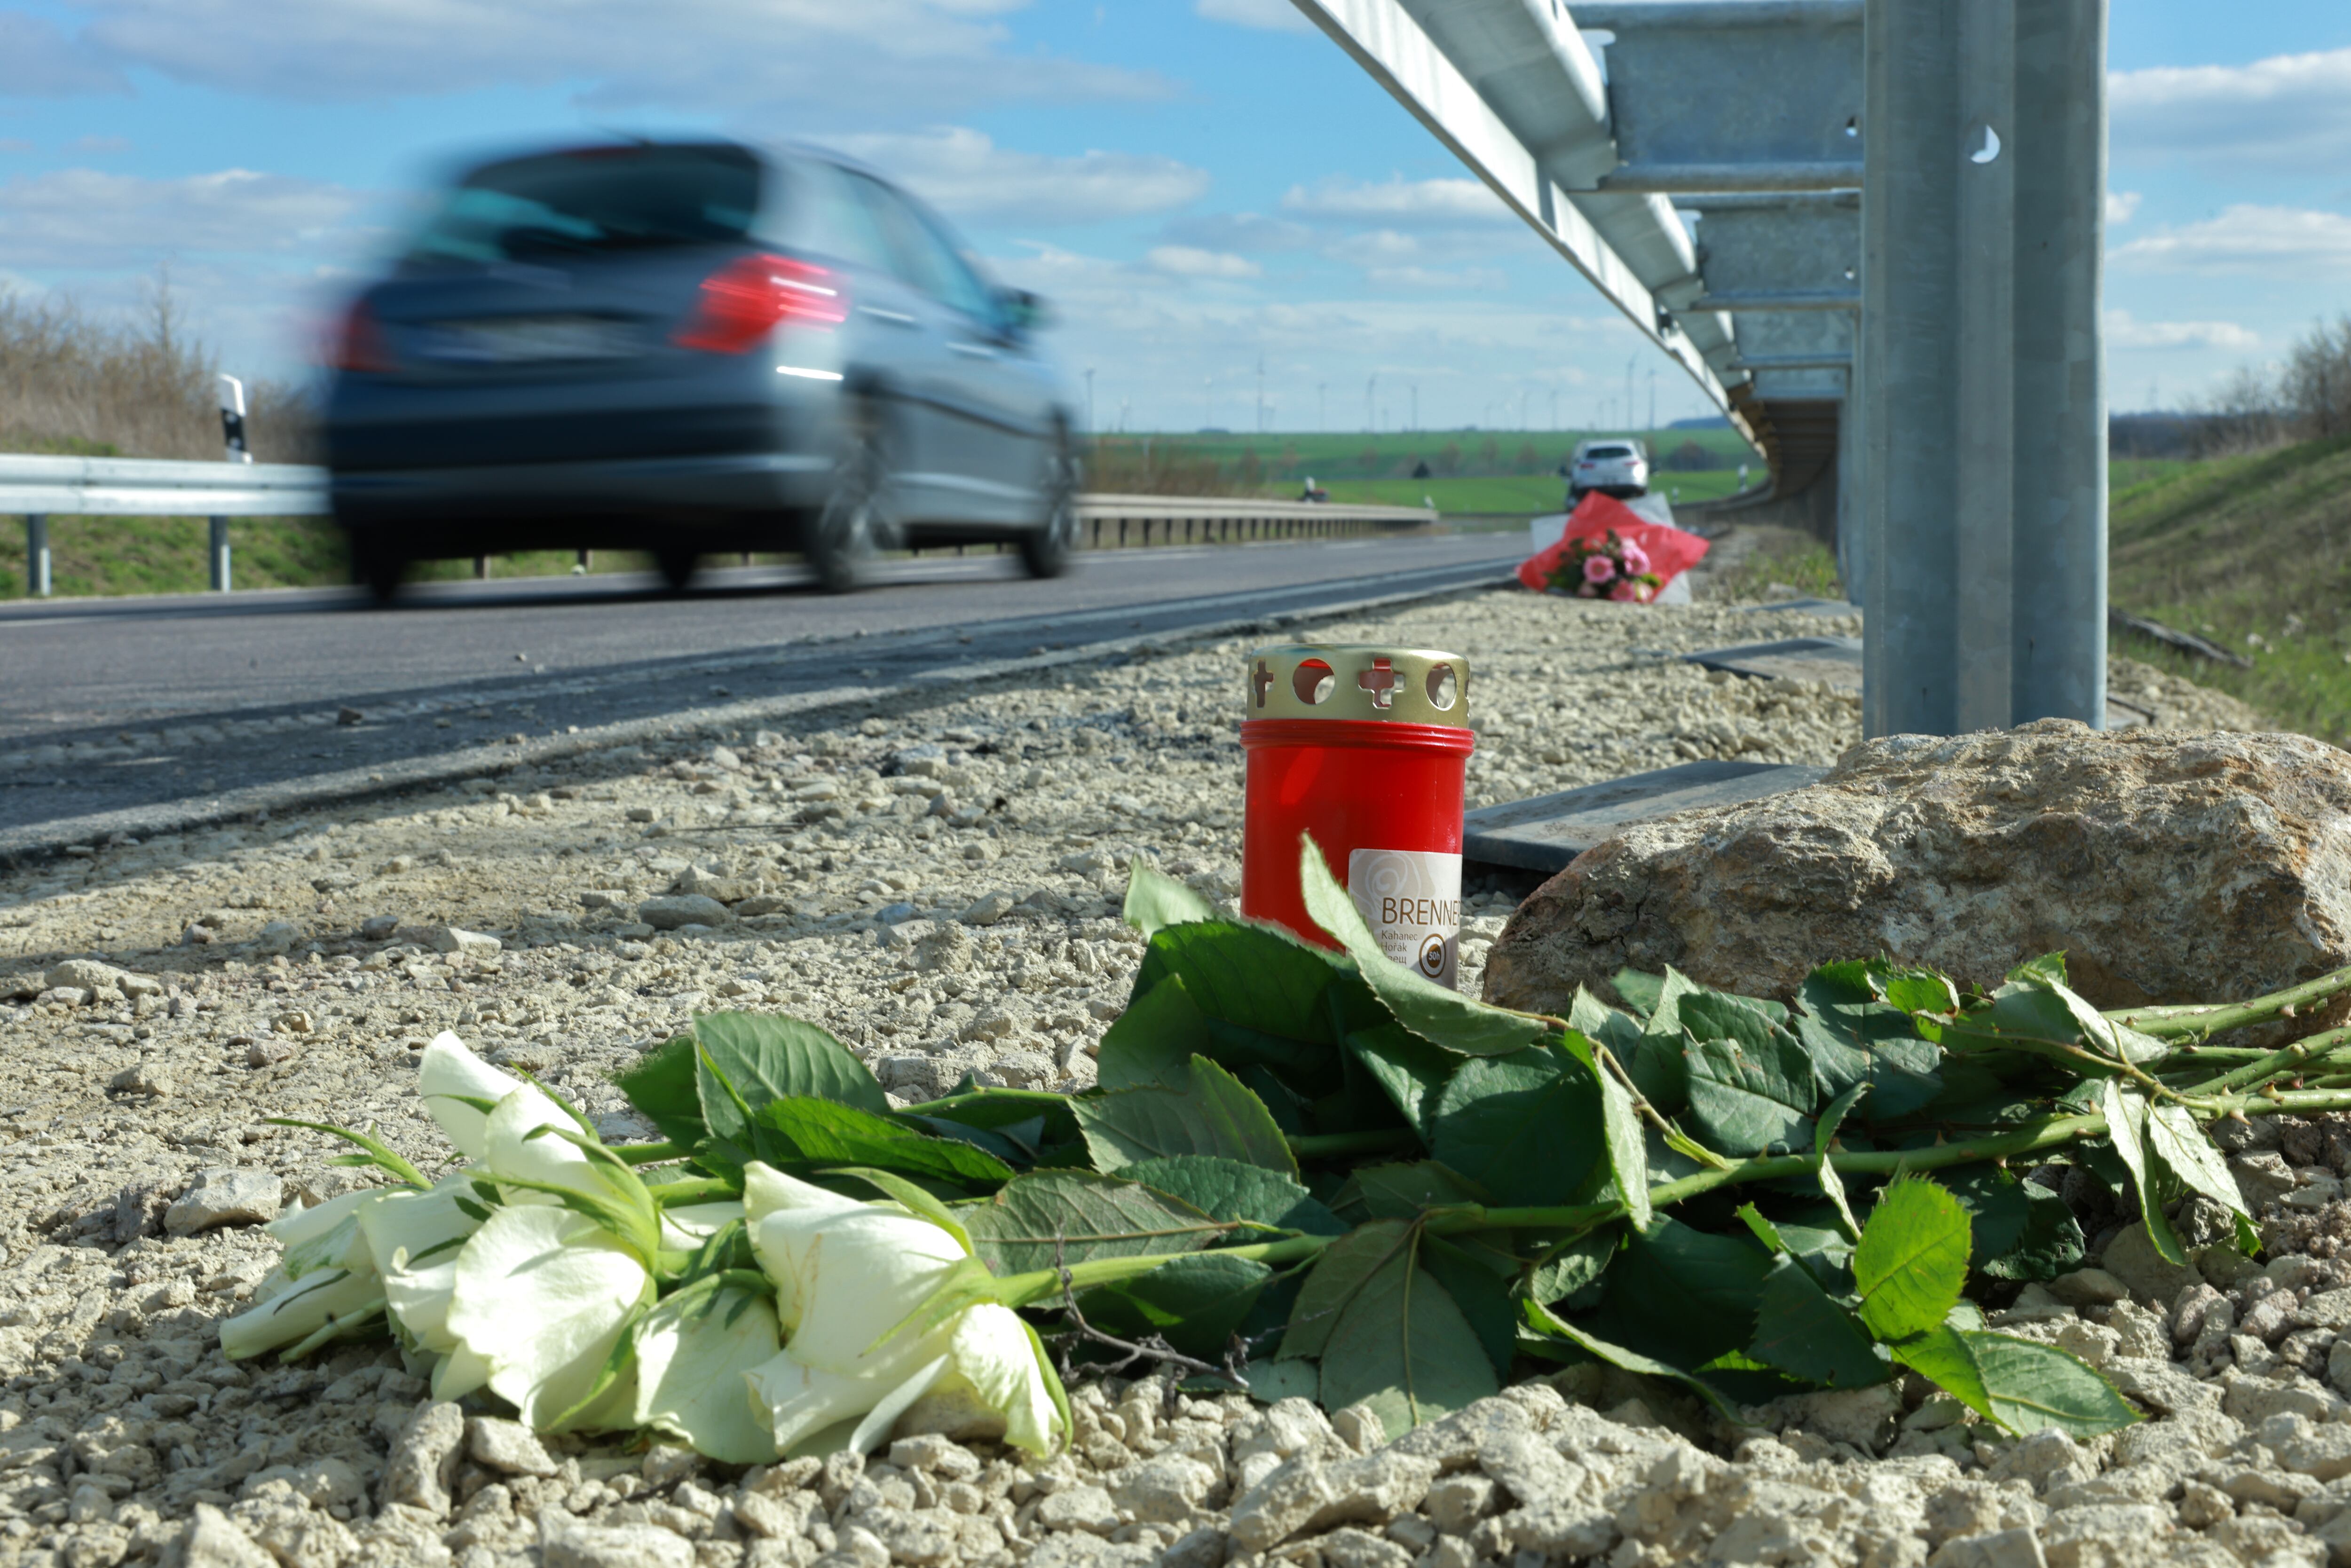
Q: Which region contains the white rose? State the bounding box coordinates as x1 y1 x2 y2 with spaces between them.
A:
742 1164 1063 1456
219 1188 392 1362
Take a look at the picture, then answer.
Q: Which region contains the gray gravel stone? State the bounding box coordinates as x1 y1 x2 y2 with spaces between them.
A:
466 1414 558 1476
164 1166 281 1233
637 894 730 930
543 1520 696 1568
381 1401 465 1516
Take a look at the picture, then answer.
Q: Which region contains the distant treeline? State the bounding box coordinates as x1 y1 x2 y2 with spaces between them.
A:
2114 316 2351 460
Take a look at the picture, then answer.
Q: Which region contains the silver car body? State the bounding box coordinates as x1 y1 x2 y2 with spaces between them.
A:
324 139 1074 586
1568 438 1649 501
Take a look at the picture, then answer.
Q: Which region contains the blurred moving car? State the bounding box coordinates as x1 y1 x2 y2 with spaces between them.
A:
1567 438 1649 504
323 138 1079 601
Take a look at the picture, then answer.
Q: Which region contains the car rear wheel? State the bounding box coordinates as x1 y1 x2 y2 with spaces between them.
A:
350 535 407 606
809 400 890 594
654 548 699 593
1568 487 1588 505
1019 428 1081 580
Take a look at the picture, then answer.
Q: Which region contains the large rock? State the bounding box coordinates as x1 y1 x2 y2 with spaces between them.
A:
1483 722 2351 1016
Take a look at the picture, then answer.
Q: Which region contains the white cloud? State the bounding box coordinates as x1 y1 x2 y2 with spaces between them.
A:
52 0 1167 113
0 167 363 269
1325 229 1424 265
1160 212 1319 254
2103 310 2257 352
0 13 130 96
1281 176 1514 227
2106 191 2141 225
2111 48 2351 165
1146 245 1261 280
2113 205 2351 274
826 127 1210 226
1195 0 1313 33
1368 265 1509 292
0 140 33 155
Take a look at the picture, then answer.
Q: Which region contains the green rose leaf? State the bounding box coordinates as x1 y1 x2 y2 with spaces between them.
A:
1294 834 1554 1057
1097 974 1209 1091
2100 1081 2188 1265
758 1097 1014 1190
1892 1325 2138 1437
1123 863 1216 936
961 1170 1226 1274
1282 1219 1412 1362
1751 1257 1888 1389
1430 1045 1605 1207
1344 1023 1460 1143
1315 1239 1499 1440
1854 1178 1972 1342
693 1012 887 1147
1586 1214 1773 1369
1556 1029 1650 1229
1074 1057 1297 1176
2146 1103 2257 1254
1078 1252 1272 1361
611 1035 708 1149
1682 1010 1818 1158
1119 1156 1347 1237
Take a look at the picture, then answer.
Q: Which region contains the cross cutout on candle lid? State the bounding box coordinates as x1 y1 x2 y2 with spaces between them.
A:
1356 657 1400 709
1252 660 1275 709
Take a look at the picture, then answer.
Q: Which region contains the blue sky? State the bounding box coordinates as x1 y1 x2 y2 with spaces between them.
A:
4 0 2349 434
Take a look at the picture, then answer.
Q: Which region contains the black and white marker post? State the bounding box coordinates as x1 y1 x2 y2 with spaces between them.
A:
212 374 248 592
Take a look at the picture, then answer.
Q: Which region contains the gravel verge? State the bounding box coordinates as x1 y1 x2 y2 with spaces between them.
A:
0 584 2312 1568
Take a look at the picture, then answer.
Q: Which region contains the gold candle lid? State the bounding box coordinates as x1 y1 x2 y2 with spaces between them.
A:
1244 644 1470 725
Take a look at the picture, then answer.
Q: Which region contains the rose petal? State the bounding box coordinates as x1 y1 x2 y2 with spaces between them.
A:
947 1304 1062 1457
484 1087 606 1204
361 1176 485 1353
632 1283 782 1465
659 1200 747 1253
416 1034 528 1160
272 1188 385 1281
749 1346 952 1455
745 1164 959 1348
445 1205 649 1430
219 1266 382 1362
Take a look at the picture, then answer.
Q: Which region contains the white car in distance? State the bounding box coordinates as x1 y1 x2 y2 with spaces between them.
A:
1568 439 1649 503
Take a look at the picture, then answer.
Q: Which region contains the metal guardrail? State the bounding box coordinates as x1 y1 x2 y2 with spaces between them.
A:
0 455 1436 597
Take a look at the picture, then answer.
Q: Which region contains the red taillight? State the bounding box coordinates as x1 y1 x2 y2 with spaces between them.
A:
673 253 848 354
329 299 394 373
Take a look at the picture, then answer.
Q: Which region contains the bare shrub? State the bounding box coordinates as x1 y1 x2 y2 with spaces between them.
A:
2183 315 2351 457
0 273 315 461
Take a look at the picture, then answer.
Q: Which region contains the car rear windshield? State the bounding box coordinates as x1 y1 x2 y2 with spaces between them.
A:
404 145 765 266
1585 444 1634 459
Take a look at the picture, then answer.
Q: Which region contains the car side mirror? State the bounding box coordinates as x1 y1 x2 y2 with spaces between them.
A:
996 288 1051 336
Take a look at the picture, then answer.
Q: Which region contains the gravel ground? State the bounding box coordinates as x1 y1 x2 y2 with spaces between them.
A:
0 583 2314 1568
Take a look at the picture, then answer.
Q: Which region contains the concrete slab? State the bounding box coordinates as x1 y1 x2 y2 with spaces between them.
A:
1685 636 1862 688
1736 598 1860 616
1682 635 2153 728
1463 759 1829 876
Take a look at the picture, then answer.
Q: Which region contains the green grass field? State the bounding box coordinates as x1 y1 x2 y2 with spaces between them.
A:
2106 435 2351 744
1084 425 1756 503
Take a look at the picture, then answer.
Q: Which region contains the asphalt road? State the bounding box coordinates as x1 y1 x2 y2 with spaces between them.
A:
0 534 1526 846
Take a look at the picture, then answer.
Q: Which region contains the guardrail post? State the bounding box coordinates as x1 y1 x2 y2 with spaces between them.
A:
207 517 231 592
474 555 490 580
24 515 50 598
